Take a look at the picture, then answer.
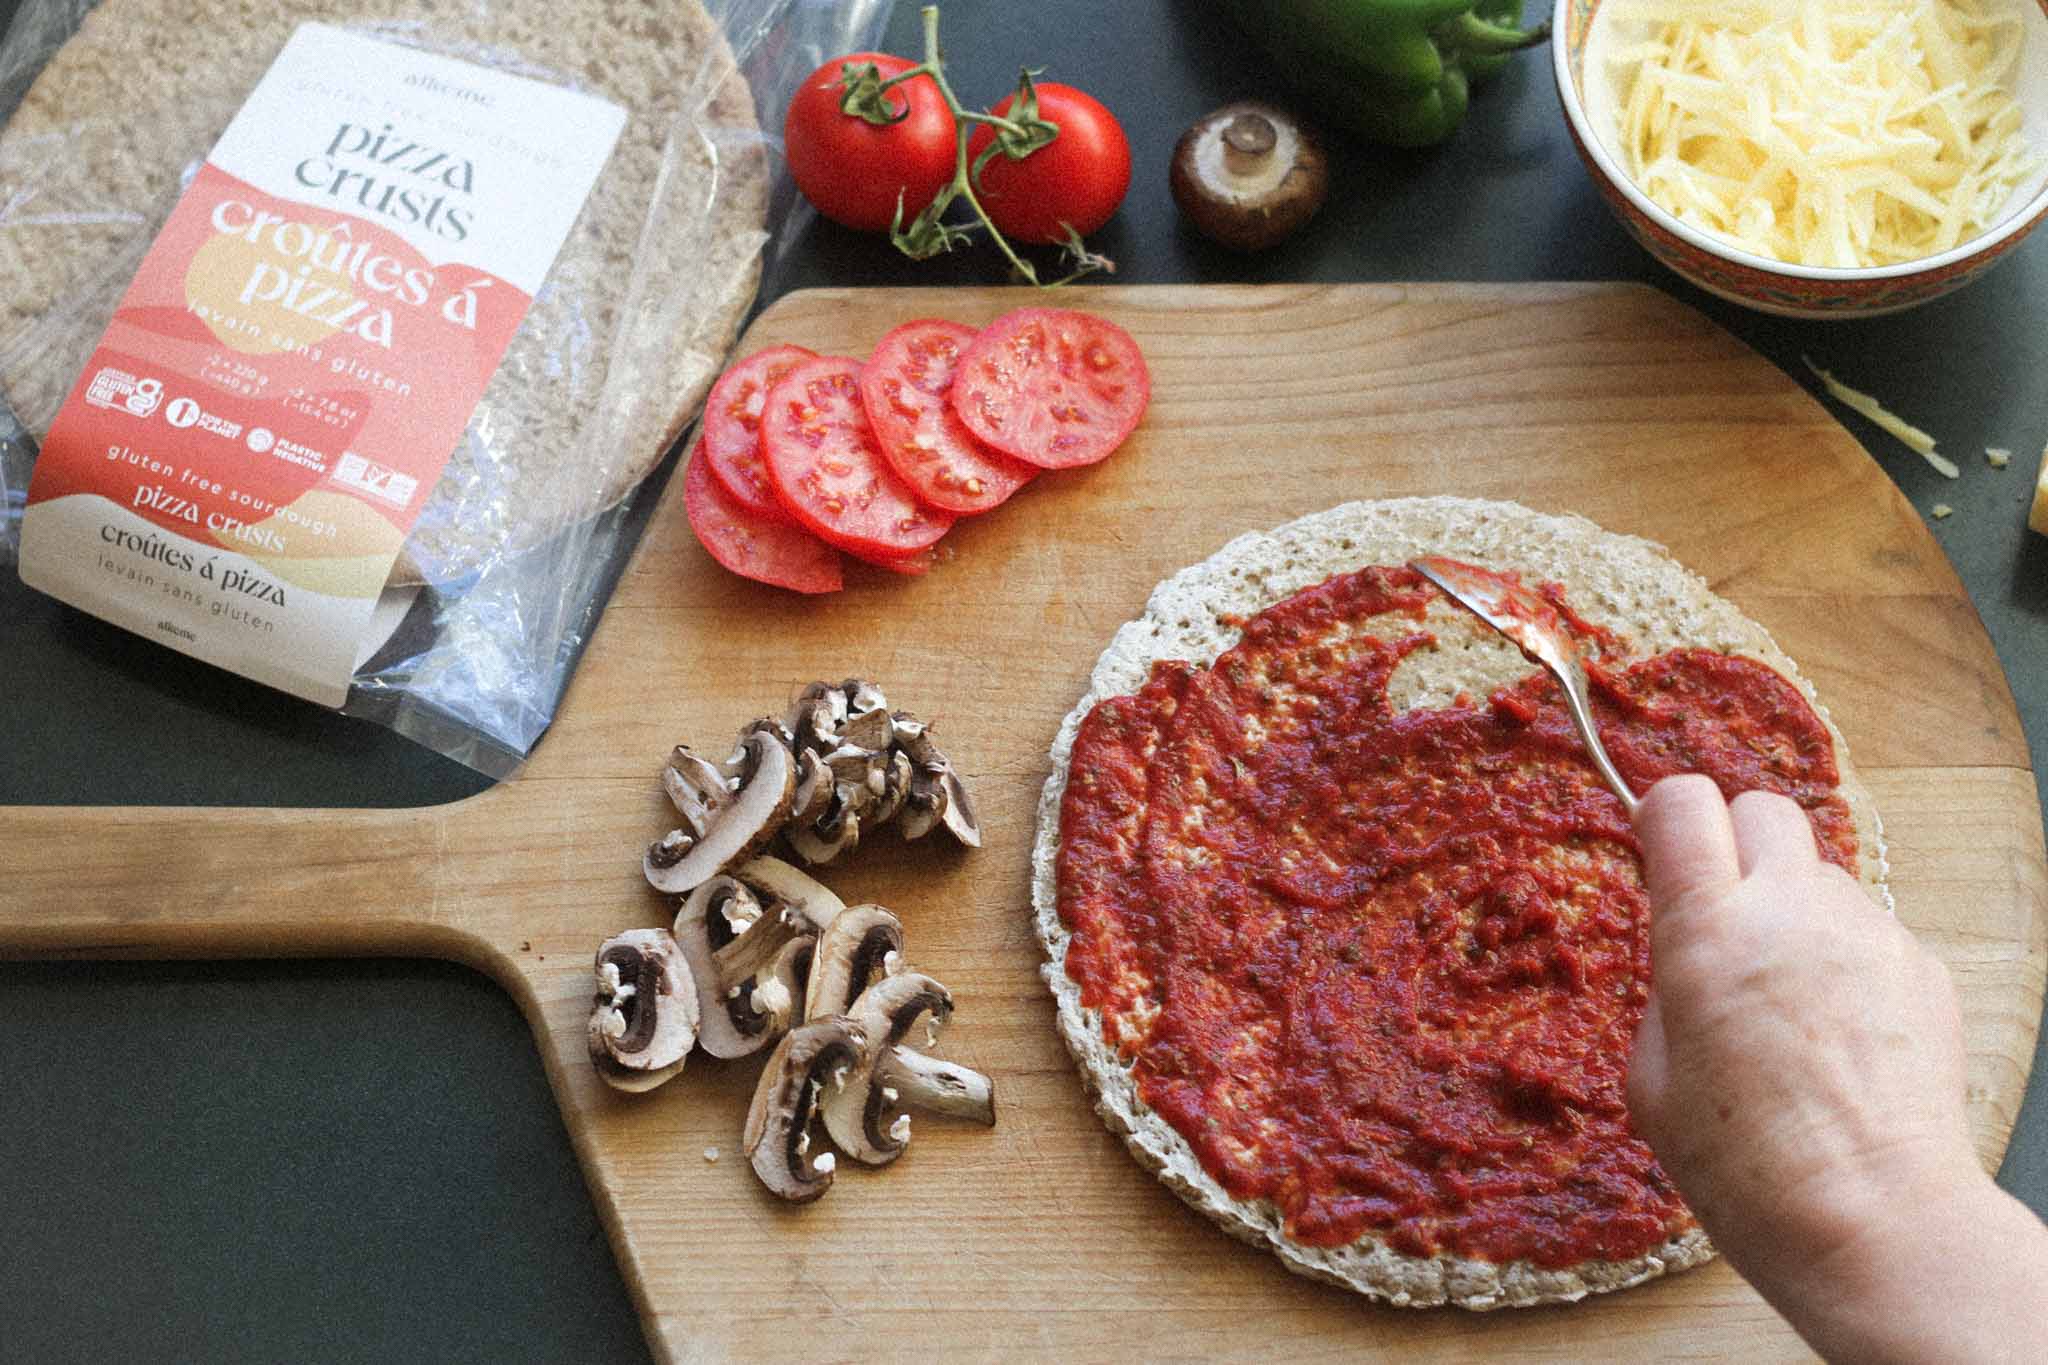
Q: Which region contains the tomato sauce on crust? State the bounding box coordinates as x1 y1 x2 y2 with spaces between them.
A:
1056 565 1857 1268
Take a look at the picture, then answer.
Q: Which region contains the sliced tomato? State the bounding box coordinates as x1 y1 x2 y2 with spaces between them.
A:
760 355 955 557
684 439 842 594
859 319 1037 515
702 344 816 520
847 544 934 576
950 308 1150 470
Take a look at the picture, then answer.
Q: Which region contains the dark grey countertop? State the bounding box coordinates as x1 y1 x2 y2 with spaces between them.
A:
3 1 2044 1359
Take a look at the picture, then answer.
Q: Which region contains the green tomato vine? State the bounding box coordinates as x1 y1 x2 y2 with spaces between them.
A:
834 5 1112 286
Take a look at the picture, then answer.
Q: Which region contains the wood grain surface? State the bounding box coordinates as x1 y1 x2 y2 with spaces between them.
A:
3 284 2042 1361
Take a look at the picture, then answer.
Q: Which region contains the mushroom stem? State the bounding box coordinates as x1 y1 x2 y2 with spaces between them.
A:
1222 111 1278 170
879 1046 996 1126
734 856 846 934
662 749 731 836
710 905 804 985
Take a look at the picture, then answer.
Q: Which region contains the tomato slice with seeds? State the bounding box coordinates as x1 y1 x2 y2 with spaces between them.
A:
683 439 842 594
702 344 816 521
950 307 1149 470
760 355 955 557
859 319 1037 515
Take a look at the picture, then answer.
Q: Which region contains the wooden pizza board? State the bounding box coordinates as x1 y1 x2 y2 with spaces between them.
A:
3 284 2043 1361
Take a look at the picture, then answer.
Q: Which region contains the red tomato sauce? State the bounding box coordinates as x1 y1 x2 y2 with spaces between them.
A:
1056 565 1857 1268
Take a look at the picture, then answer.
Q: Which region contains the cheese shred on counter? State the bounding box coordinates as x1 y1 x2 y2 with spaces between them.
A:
1607 0 2038 267
1803 357 1961 477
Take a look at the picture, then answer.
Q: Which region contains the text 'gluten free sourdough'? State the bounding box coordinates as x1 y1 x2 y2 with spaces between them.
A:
17 23 623 705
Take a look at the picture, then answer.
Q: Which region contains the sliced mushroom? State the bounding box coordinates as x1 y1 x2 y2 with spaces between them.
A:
645 827 693 871
820 971 996 1165
787 780 863 865
803 904 905 1020
934 768 980 846
741 715 794 749
748 936 815 1037
823 740 886 789
733 855 846 934
674 876 817 1058
840 706 895 753
744 1016 871 1202
785 701 837 757
789 748 832 829
662 746 733 837
841 678 889 719
644 683 975 913
869 749 913 828
899 763 981 847
644 731 796 894
896 729 981 848
898 768 943 842
587 929 698 1093
786 683 849 740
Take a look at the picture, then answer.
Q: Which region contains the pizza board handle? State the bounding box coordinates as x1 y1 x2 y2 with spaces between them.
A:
0 787 524 966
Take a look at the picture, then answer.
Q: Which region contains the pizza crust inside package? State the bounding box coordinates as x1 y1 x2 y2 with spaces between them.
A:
0 0 893 775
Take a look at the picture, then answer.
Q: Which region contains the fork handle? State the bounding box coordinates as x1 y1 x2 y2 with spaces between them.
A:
1561 680 1641 818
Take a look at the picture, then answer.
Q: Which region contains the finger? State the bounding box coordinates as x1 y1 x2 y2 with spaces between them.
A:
1626 991 1671 1143
1633 775 1740 915
1728 790 1820 876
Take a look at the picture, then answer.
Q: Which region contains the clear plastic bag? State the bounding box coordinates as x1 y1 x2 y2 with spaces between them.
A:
0 0 893 777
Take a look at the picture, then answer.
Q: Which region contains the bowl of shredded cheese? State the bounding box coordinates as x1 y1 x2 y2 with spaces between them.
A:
1556 0 2048 316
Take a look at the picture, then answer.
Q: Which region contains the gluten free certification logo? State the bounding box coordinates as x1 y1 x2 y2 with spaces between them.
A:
82 367 163 418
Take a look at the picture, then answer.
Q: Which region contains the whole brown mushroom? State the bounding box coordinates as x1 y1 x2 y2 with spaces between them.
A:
1170 101 1328 252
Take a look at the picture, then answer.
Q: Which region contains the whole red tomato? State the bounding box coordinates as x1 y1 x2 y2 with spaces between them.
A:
785 53 957 233
967 83 1130 244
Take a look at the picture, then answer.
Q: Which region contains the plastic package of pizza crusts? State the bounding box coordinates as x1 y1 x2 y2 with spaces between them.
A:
0 0 891 777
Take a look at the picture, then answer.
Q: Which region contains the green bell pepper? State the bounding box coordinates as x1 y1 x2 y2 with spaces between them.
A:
1221 0 1551 148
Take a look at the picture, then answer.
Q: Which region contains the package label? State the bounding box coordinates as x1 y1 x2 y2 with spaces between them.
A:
20 23 625 706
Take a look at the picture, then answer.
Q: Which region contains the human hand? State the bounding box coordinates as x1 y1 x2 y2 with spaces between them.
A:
1627 774 1976 1291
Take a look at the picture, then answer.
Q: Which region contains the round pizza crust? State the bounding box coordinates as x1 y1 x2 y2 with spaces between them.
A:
1030 496 1889 1310
0 0 767 585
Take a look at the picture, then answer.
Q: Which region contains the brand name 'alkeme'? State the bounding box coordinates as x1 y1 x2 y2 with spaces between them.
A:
295 122 475 241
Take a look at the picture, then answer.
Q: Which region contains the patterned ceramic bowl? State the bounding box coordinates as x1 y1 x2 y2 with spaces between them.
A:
1553 0 2048 318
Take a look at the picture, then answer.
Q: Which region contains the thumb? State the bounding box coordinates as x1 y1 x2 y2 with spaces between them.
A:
1626 988 1672 1145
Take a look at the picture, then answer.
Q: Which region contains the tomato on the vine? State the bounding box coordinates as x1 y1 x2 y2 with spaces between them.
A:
785 53 956 233
967 83 1130 244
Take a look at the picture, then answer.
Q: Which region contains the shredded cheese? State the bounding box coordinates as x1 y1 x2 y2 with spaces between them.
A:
1803 357 1961 477
1987 445 2013 466
1932 501 1955 518
2031 441 2048 534
1607 0 2038 267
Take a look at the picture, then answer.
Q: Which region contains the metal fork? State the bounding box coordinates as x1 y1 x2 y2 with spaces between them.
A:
1408 555 1640 818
